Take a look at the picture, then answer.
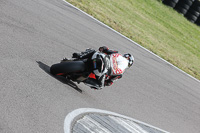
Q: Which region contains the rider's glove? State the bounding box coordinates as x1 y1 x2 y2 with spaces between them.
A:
99 46 108 52
72 53 81 59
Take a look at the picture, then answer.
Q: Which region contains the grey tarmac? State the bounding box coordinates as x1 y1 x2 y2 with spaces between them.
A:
0 0 200 133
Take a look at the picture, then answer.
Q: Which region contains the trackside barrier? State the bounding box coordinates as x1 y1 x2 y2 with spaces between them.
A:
162 0 200 26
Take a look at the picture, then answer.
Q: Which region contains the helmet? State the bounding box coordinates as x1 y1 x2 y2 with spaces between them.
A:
123 53 134 68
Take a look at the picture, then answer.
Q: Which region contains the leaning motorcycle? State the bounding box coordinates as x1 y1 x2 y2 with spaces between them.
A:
50 49 111 89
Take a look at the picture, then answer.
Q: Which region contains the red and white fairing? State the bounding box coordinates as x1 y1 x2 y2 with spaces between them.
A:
110 53 128 75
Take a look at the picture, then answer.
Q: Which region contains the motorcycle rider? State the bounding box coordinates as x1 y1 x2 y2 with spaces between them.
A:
72 46 134 89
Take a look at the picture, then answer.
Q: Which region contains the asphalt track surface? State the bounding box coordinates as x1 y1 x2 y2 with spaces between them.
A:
0 0 200 133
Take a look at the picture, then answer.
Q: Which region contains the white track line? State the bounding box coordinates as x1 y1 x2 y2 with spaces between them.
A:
62 0 200 83
64 108 169 133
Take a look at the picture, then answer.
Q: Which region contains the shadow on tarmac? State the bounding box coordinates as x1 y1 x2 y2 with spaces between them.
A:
36 61 83 93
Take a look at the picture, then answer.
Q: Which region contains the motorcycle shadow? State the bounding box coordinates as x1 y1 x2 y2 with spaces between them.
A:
36 61 83 93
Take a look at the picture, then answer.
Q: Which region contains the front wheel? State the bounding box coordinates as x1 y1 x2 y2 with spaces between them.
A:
50 61 85 75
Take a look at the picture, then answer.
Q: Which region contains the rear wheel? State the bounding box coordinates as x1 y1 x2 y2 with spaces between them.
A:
50 61 85 75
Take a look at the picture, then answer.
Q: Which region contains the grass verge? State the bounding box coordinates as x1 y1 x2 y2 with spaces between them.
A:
66 0 200 80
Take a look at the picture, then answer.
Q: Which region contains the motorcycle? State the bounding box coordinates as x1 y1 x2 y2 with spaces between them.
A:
50 49 111 89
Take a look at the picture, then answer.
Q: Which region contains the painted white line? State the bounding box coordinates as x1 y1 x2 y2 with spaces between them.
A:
64 108 169 133
78 115 112 133
109 115 148 133
62 0 200 83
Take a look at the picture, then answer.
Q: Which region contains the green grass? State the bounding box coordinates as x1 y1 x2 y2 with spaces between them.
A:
66 0 200 80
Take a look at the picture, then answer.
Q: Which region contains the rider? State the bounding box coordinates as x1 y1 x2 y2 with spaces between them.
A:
72 46 134 89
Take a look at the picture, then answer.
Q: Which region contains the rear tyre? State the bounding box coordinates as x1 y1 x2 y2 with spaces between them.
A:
50 61 85 75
